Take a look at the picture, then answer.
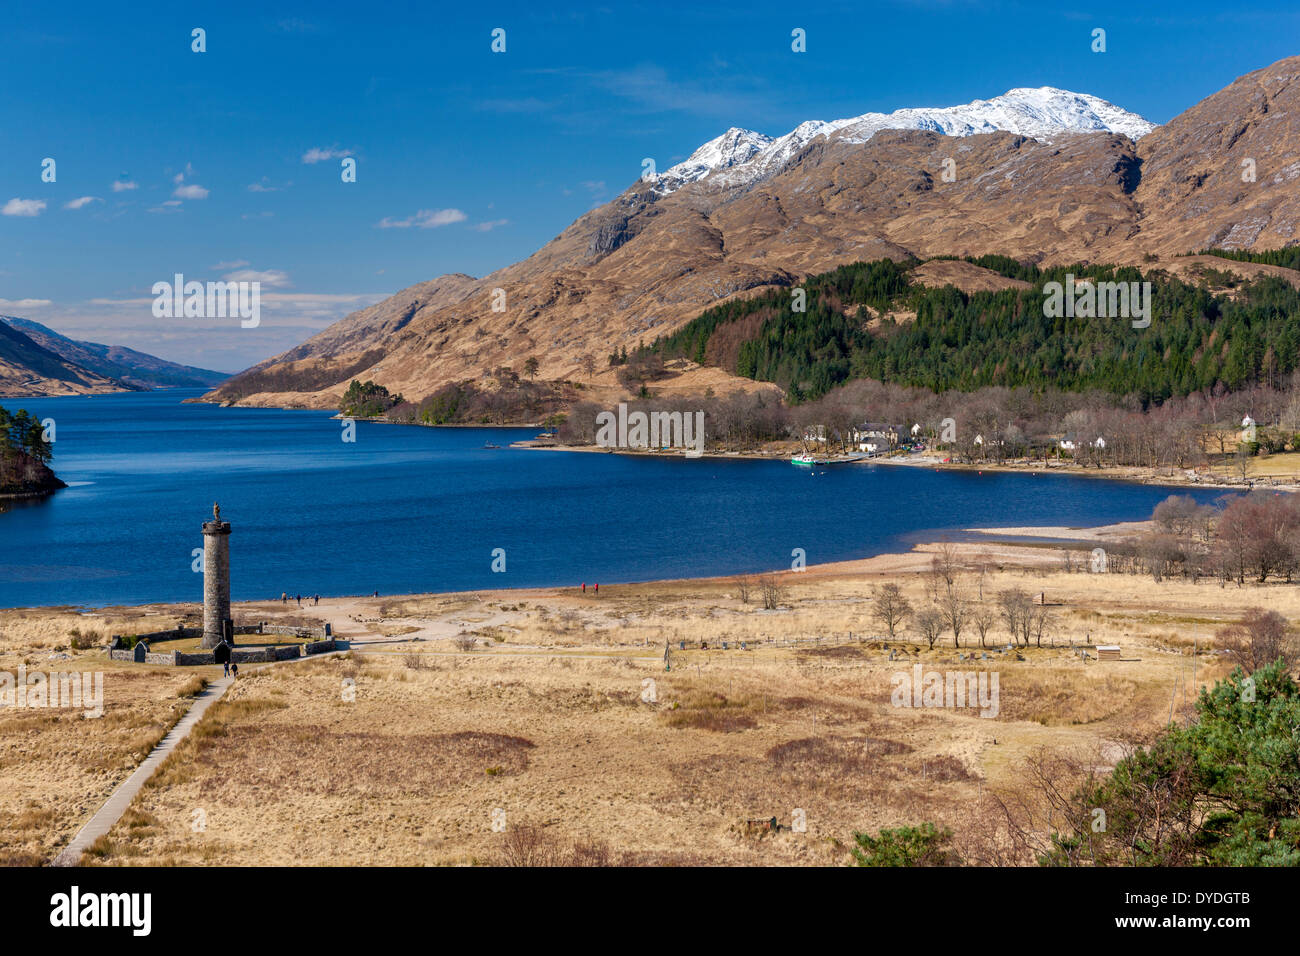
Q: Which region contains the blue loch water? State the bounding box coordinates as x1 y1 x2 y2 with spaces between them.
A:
0 389 1235 608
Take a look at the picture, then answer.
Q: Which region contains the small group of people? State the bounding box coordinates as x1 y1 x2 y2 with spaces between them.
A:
580 582 599 595
212 640 238 679
279 592 321 606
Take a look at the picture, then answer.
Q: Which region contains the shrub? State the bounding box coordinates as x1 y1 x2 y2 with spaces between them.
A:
850 822 960 866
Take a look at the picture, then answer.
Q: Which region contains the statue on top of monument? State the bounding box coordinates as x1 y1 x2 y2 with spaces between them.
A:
213 502 221 522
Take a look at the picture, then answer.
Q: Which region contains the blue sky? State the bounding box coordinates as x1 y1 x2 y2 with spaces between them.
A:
0 1 1293 373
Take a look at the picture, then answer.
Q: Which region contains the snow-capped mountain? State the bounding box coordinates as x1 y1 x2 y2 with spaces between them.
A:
656 86 1156 193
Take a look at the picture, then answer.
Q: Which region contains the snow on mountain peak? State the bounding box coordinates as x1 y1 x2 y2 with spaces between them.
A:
663 127 773 185
653 86 1156 194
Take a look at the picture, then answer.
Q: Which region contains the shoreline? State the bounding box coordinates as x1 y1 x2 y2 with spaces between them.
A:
24 391 1287 492
5 519 1146 615
510 439 1286 491
0 486 62 501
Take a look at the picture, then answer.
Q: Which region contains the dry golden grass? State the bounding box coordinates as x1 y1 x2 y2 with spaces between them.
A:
0 618 220 865
7 538 1285 867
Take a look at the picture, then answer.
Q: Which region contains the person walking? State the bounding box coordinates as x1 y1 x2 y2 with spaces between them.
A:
581 583 586 594
215 640 231 677
594 583 599 595
281 592 287 604
230 662 239 680
296 593 302 607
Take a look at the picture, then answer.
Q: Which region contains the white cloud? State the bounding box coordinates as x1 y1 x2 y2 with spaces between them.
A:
222 268 291 288
471 218 509 232
2 198 47 217
173 184 210 200
64 196 102 210
112 180 138 192
376 208 467 229
212 259 250 270
0 297 52 309
302 146 353 164
247 177 284 192
29 290 393 372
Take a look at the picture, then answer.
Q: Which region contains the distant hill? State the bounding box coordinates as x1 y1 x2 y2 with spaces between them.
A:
1 317 227 390
0 320 127 398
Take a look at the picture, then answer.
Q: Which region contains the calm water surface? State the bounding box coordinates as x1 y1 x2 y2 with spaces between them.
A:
0 390 1235 608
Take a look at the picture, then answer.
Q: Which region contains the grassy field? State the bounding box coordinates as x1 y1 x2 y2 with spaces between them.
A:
0 539 1274 866
0 605 217 865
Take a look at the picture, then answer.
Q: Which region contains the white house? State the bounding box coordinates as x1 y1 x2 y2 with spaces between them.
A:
853 422 900 454
1059 434 1106 452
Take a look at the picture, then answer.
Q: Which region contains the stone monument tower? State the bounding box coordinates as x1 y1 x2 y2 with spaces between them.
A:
200 502 232 649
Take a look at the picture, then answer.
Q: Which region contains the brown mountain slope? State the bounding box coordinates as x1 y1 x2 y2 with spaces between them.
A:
1133 56 1300 251
207 56 1300 411
0 320 126 398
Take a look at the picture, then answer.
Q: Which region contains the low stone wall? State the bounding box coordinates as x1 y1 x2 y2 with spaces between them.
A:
110 627 202 647
109 647 175 664
225 645 306 664
262 623 331 639
108 632 335 666
111 622 328 650
175 651 216 666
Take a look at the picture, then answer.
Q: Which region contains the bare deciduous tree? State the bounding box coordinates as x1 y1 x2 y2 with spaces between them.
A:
915 607 946 650
735 575 754 604
938 584 969 648
1216 608 1297 673
758 574 785 611
1029 603 1053 648
998 588 1032 646
929 542 960 594
973 604 996 649
872 583 911 639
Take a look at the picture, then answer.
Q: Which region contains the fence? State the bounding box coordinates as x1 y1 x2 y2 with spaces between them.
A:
671 632 878 651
